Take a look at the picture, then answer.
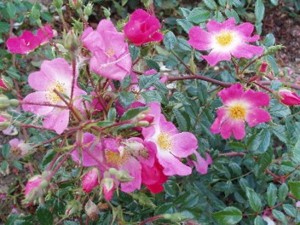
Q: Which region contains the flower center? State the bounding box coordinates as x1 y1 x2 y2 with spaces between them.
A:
216 32 233 47
157 133 172 151
46 82 66 104
105 150 128 167
228 105 247 120
106 48 115 57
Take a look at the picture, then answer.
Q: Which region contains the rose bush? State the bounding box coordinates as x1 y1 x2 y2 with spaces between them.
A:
0 0 300 224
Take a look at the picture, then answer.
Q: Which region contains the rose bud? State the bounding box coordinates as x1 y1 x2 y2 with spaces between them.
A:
278 89 300 106
82 168 100 193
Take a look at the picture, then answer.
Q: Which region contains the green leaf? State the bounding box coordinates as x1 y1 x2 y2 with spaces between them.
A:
272 209 288 224
187 8 210 24
36 205 53 225
163 31 177 50
6 66 21 80
270 0 278 6
141 90 162 103
264 33 276 47
224 9 240 22
213 207 242 225
120 106 148 121
246 188 262 212
218 0 226 7
257 148 272 174
139 74 160 90
12 160 23 170
278 183 288 201
254 216 267 225
42 150 56 168
107 107 117 122
203 0 218 10
145 58 160 71
129 45 140 62
1 144 10 158
288 181 300 199
292 138 300 163
267 183 277 207
248 129 271 154
283 204 297 217
271 124 286 143
0 22 10 33
173 108 188 131
118 91 135 108
255 0 265 22
269 100 291 118
176 19 193 33
6 2 17 19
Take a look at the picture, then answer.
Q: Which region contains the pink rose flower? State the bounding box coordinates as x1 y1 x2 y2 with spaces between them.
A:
6 25 54 54
278 89 300 106
82 168 100 193
124 9 163 46
190 152 213 175
210 83 271 140
188 18 263 66
81 19 132 80
142 102 198 176
22 58 86 134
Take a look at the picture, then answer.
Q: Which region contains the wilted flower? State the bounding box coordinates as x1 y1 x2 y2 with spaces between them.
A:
188 18 263 66
210 84 271 140
9 138 32 157
22 58 86 134
85 199 99 221
278 89 300 106
24 174 48 204
124 9 163 46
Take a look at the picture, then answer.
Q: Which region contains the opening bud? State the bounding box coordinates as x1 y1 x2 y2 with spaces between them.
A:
82 168 100 193
63 30 79 52
278 89 300 106
0 95 10 109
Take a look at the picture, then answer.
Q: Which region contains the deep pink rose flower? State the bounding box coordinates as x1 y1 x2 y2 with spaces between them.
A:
278 89 300 106
188 18 263 66
210 84 271 140
124 9 163 46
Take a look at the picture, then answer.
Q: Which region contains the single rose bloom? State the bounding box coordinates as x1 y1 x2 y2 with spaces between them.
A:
6 30 41 54
22 58 86 134
278 89 300 106
82 168 100 193
188 18 263 66
210 83 271 140
142 102 198 176
81 19 132 80
124 9 163 46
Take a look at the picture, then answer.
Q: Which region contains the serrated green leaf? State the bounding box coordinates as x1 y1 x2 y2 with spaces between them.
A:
267 183 277 207
141 90 162 103
120 106 148 121
118 91 135 108
271 124 286 143
12 160 23 170
204 0 218 10
255 0 265 22
283 204 297 217
218 0 226 7
272 209 287 224
264 33 276 47
269 100 291 118
107 107 117 122
1 144 10 158
129 45 140 61
6 66 21 80
36 205 53 225
145 58 160 71
173 108 188 131
224 9 240 22
254 216 267 225
288 181 300 199
257 148 272 174
42 150 56 168
246 188 262 212
0 22 10 33
278 183 288 201
248 129 271 154
139 74 160 90
213 207 242 225
6 2 17 19
187 8 210 24
176 19 193 33
163 31 177 50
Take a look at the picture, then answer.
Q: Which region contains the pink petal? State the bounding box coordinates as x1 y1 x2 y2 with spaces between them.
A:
120 157 142 193
157 151 192 176
246 108 271 127
219 119 234 139
231 43 263 59
28 71 54 91
235 22 255 37
43 108 70 134
159 114 178 135
242 89 270 107
193 152 209 174
97 19 118 34
231 120 246 140
210 108 227 134
218 84 244 104
202 49 231 66
188 26 212 50
22 92 54 115
207 18 236 32
171 132 198 157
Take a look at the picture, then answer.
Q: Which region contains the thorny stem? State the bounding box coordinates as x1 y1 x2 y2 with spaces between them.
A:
219 152 246 157
70 58 76 102
167 75 231 87
139 215 164 225
21 101 68 109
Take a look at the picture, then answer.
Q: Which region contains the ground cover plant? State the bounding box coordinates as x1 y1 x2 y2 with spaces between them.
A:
0 0 300 224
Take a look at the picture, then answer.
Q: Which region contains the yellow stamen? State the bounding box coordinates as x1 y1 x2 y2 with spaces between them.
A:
228 105 247 120
46 82 66 104
157 133 172 151
106 48 115 57
216 32 233 47
105 150 129 166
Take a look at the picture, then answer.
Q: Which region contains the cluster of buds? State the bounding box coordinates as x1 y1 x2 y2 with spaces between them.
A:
0 95 18 110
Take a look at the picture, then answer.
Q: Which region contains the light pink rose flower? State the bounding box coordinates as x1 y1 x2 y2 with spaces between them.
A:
81 19 132 80
124 9 163 46
142 102 198 176
22 58 86 134
210 83 271 140
191 152 213 175
188 18 263 66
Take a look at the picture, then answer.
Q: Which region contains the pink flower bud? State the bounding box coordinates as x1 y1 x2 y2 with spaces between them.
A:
24 175 47 204
82 168 100 193
278 89 300 106
0 78 8 91
259 62 268 73
101 177 115 201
